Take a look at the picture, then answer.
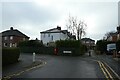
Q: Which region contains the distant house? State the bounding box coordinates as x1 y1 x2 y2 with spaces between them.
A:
81 38 95 49
107 33 117 42
1 27 29 47
40 26 76 45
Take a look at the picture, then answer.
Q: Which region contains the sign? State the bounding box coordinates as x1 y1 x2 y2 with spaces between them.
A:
63 51 72 53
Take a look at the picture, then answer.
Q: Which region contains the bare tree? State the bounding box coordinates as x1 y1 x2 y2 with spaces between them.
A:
66 16 87 40
104 31 116 40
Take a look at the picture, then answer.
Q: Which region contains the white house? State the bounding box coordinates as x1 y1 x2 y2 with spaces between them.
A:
40 26 76 45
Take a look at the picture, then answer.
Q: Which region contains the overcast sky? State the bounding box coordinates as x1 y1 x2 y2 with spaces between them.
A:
0 0 119 41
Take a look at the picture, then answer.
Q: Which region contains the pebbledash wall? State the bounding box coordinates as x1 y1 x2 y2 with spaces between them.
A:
41 32 69 45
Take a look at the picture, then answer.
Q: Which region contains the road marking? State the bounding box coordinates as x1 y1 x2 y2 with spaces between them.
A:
101 62 114 80
2 61 47 80
98 61 110 80
103 62 120 80
81 57 120 79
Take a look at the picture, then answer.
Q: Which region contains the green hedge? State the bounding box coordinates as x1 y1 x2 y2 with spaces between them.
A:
18 40 44 47
2 48 20 65
56 40 81 47
19 47 54 55
56 40 87 56
96 40 116 54
116 40 120 51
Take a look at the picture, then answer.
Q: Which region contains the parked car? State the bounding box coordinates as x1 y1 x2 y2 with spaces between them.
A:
107 43 116 55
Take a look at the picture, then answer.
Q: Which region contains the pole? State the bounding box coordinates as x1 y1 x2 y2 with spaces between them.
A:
33 52 36 62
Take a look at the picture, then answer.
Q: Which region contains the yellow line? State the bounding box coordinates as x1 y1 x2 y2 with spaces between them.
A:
104 62 120 80
2 61 47 80
101 62 114 80
98 61 110 80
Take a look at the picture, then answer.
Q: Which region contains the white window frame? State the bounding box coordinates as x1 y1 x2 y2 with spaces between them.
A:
43 33 46 38
23 38 25 41
48 33 50 37
10 43 12 47
10 36 13 40
51 36 53 41
4 37 7 40
4 43 7 47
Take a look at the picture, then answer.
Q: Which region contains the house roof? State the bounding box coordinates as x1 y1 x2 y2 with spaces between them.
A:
40 26 76 39
1 27 29 38
81 38 95 42
40 26 61 33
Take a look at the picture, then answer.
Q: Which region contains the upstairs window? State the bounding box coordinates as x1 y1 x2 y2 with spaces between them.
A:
51 36 53 41
43 34 46 38
48 33 50 37
23 38 25 41
10 36 13 40
4 37 7 40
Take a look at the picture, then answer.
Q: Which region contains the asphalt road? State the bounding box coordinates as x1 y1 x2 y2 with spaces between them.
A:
10 53 105 78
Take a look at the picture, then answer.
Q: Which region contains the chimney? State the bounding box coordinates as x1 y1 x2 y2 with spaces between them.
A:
57 26 61 30
117 25 120 33
10 27 13 30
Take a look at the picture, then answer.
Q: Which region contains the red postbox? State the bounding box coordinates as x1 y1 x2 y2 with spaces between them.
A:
54 48 58 55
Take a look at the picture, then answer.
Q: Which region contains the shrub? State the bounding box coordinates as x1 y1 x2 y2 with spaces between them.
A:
116 40 120 51
19 46 54 54
18 40 44 47
2 48 20 65
56 40 81 47
96 40 115 54
56 40 87 56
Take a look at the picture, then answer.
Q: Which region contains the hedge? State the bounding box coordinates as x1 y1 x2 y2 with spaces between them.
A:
19 47 54 55
2 48 20 65
96 40 119 54
56 40 81 47
18 40 44 47
56 40 87 56
116 40 120 51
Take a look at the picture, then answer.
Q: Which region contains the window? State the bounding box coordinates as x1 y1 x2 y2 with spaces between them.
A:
10 43 12 47
51 36 53 41
15 43 17 47
23 38 25 41
4 37 7 40
43 34 46 38
10 36 13 40
4 43 7 47
48 33 50 37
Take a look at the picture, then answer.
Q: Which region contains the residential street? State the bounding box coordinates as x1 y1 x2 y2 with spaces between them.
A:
3 52 120 79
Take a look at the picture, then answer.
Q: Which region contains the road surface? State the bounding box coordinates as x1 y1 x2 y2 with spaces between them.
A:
3 53 120 79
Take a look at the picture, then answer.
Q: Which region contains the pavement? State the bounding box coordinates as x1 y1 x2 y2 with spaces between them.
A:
2 53 44 79
85 50 120 77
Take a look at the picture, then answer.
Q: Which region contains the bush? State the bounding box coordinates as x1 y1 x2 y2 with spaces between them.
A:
2 48 20 65
116 40 120 51
96 40 115 54
56 40 81 47
18 40 44 47
56 40 87 56
19 47 54 55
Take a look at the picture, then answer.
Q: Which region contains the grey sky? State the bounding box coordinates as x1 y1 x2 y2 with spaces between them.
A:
0 0 119 41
